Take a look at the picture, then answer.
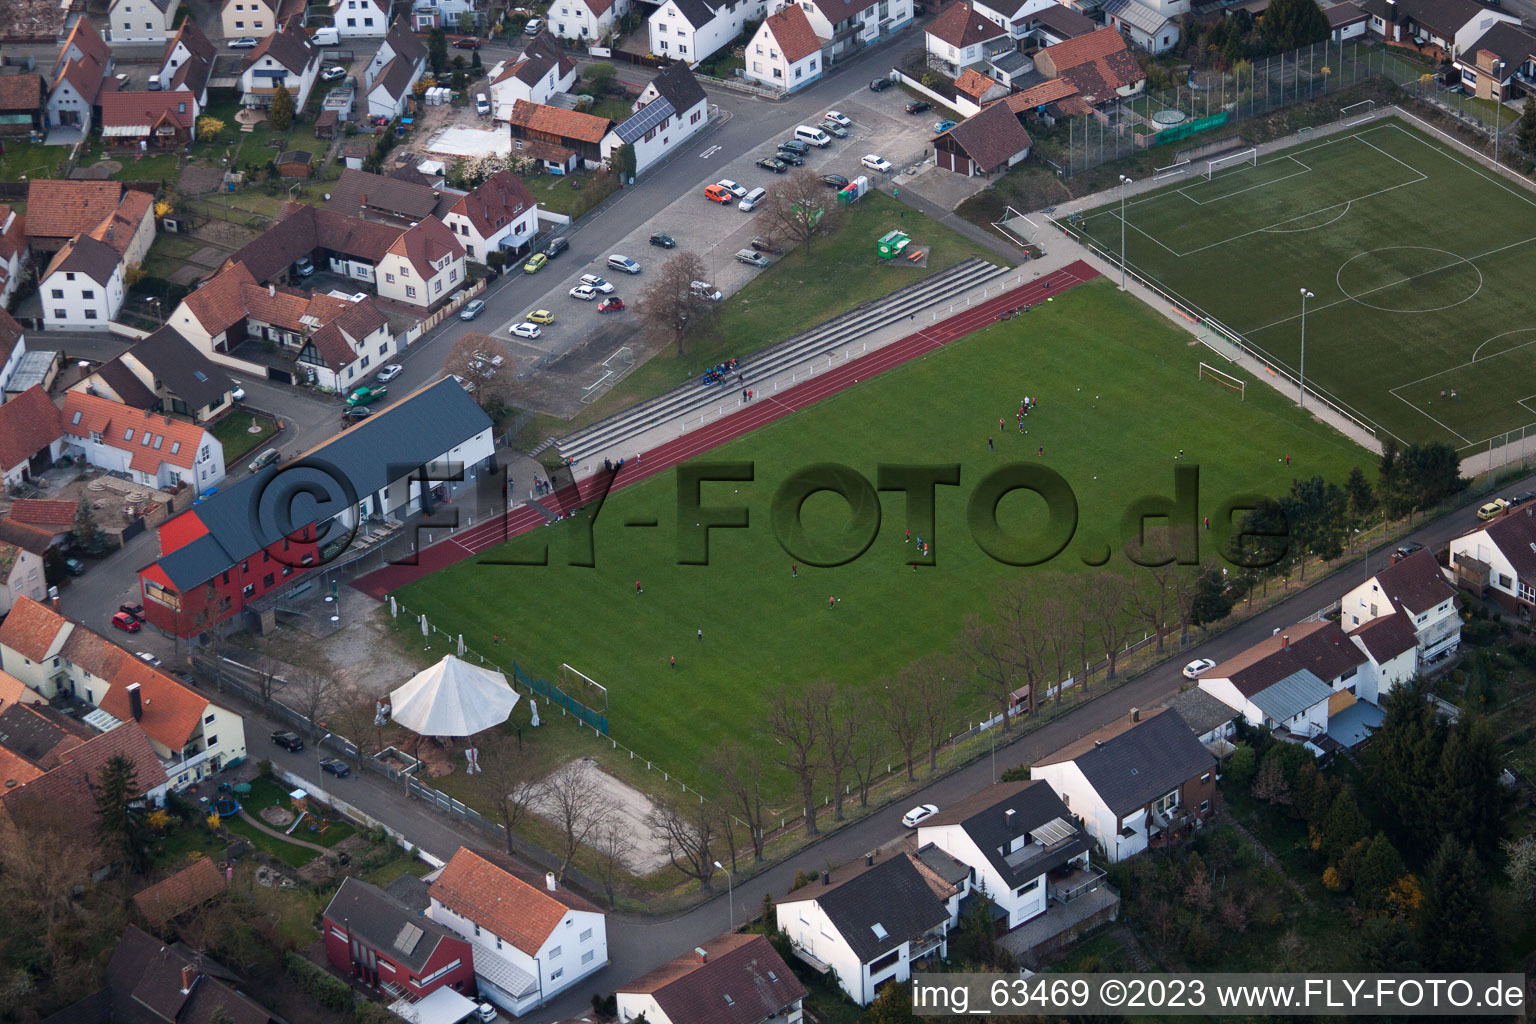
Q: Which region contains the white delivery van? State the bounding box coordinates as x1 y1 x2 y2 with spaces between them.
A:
738 187 766 212
313 26 340 45
475 93 490 115
793 125 832 147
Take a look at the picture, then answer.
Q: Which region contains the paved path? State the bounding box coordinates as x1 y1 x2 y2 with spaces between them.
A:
352 261 1098 597
236 807 331 854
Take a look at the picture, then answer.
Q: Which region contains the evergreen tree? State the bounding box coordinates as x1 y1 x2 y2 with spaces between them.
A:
1378 436 1407 519
1260 0 1329 50
1432 717 1506 852
73 495 101 552
1371 680 1443 849
471 49 483 72
1519 96 1536 156
1356 915 1421 971
1320 786 1367 863
863 981 915 1024
429 28 449 76
1356 833 1408 910
1419 836 1493 970
1345 465 1376 528
93 754 150 872
269 84 294 132
1230 496 1292 571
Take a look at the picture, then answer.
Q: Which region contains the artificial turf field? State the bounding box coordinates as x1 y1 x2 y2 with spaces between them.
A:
394 280 1366 791
1076 116 1536 455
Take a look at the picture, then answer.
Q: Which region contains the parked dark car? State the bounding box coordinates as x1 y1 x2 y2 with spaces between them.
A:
778 139 809 155
821 173 849 189
320 758 352 777
774 148 805 166
649 232 677 248
271 731 304 752
905 100 930 114
543 236 569 258
452 36 481 48
869 77 892 91
755 156 787 173
750 236 785 254
119 603 144 619
65 557 85 576
1508 491 1536 509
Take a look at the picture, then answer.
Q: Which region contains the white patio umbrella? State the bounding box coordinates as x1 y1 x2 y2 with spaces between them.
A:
388 655 520 736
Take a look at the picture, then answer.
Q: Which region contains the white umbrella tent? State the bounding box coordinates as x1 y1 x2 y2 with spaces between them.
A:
388 655 520 736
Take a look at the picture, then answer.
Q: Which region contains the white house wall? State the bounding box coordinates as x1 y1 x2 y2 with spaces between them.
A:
775 899 874 1005
1030 760 1142 862
43 266 125 331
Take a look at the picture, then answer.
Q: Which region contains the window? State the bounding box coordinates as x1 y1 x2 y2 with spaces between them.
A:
66 273 76 282
401 266 410 276
1500 573 1513 588
579 928 592 942
51 289 63 299
773 68 782 78
206 735 217 747
84 310 98 320
581 950 594 964
1015 878 1039 896
1151 788 1179 815
549 968 564 981
385 273 395 283
54 309 66 319
124 429 135 442
242 584 254 596
205 714 216 724
171 441 181 454
434 279 442 294
406 285 416 297
263 573 275 588
1199 799 1211 813
549 945 561 959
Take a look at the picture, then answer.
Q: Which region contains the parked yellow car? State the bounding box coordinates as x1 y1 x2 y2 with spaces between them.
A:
1478 499 1508 521
527 309 555 324
523 253 547 273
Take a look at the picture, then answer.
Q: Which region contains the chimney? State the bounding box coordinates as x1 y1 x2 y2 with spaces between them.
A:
865 852 874 867
821 870 830 886
1005 808 1016 829
545 871 556 891
268 282 275 297
694 946 708 964
1385 0 1397 22
180 965 197 994
1281 634 1290 648
1130 707 1140 723
361 193 368 207
127 682 143 721
1094 739 1103 747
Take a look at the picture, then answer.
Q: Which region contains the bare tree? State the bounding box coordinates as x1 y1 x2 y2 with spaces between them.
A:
997 578 1055 717
544 758 614 880
847 695 885 808
1089 570 1133 681
636 251 716 355
710 743 770 862
962 614 1016 732
287 656 339 742
0 807 92 962
646 795 721 891
592 818 635 909
881 671 923 781
442 332 513 407
1129 566 1174 653
760 169 844 254
818 690 860 822
478 731 547 857
912 656 959 771
766 681 824 835
327 683 384 766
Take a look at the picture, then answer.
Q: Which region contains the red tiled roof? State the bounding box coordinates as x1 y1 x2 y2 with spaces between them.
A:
60 16 112 69
61 392 207 472
1002 77 1080 113
429 848 601 956
940 99 1033 172
0 386 63 476
0 720 168 834
133 858 226 927
0 519 55 556
182 261 258 335
1038 24 1128 70
619 933 805 1024
0 74 43 112
1206 619 1367 696
448 171 535 240
386 216 464 280
1366 548 1456 617
8 499 77 530
955 67 999 99
1040 27 1144 102
100 90 196 131
24 180 122 242
508 99 612 144
1352 612 1418 663
926 2 1008 48
764 5 823 64
0 670 40 708
71 633 208 751
89 190 155 258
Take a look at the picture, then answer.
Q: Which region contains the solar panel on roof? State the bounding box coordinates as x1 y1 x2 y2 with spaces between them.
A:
393 921 423 955
1032 816 1076 846
614 98 675 144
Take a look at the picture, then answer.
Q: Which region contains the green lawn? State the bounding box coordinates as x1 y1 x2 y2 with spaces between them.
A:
395 279 1367 802
523 171 619 219
212 410 280 462
224 775 357 867
0 142 72 181
1075 117 1536 454
579 190 1001 423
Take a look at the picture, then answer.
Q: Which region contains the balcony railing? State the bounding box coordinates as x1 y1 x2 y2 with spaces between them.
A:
1049 866 1107 903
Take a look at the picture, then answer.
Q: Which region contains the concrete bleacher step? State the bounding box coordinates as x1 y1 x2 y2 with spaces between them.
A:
528 436 559 457
556 257 1010 463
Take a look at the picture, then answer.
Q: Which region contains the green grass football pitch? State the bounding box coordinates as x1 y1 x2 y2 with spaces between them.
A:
393 281 1366 793
1076 117 1536 454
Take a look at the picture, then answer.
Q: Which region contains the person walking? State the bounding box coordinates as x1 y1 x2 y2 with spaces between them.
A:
791 562 798 577
670 655 676 669
988 437 994 450
635 580 643 594
829 595 836 608
697 628 703 641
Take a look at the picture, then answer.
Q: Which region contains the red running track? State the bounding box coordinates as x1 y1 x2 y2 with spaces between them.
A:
352 259 1100 599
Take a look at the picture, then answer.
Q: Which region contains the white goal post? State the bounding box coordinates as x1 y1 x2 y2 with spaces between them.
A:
1341 99 1377 123
560 663 609 711
1199 362 1246 400
1205 148 1257 179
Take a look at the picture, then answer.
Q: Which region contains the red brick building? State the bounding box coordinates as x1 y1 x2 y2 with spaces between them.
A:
323 877 477 1001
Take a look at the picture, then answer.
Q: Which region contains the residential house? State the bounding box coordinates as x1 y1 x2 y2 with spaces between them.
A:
1101 0 1179 53
40 235 126 330
377 217 466 310
0 209 29 310
215 201 405 288
75 327 237 424
489 32 579 117
24 180 122 256
442 171 540 263
329 0 391 37
1033 26 1145 104
0 74 45 136
427 847 609 1016
935 99 1032 176
1163 686 1237 749
45 925 286 1024
917 780 1096 930
132 857 227 929
365 26 429 119
551 0 631 44
0 540 44 615
742 5 825 93
955 67 1008 106
1198 619 1372 735
46 20 113 140
1345 612 1420 709
1452 505 1536 618
0 595 248 787
1340 547 1461 672
617 933 806 1024
1031 708 1216 863
971 0 1060 40
240 25 321 111
325 167 453 228
0 519 65 572
0 718 170 830
600 63 710 176
925 2 1012 77
108 0 183 44
1361 0 1517 60
508 100 613 171
323 876 478 1000
1025 1 1097 45
221 0 303 38
0 386 64 488
88 188 157 271
61 390 227 490
792 0 914 63
1453 21 1536 99
138 379 494 635
1327 1 1371 41
7 499 77 547
158 21 218 107
774 852 950 1006
0 309 25 398
249 287 397 389
100 89 199 149
411 0 478 30
649 0 769 66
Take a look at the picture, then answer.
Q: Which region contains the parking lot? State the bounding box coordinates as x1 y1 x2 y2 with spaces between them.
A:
486 83 956 365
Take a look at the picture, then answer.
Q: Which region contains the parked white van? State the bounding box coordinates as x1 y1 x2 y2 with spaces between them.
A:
793 125 832 147
739 187 766 212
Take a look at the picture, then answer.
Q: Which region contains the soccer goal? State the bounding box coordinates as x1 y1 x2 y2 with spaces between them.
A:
1341 99 1376 124
1205 148 1257 179
1199 362 1246 400
560 663 609 711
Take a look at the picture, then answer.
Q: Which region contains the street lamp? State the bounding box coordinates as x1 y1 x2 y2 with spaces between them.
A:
1298 288 1314 409
1118 175 1134 290
713 860 733 930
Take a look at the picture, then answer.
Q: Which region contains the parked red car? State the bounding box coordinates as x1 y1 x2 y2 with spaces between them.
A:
111 611 141 633
452 37 481 49
598 297 625 313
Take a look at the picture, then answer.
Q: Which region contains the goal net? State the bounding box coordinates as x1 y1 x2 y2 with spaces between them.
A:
1205 148 1257 180
560 663 609 711
1199 362 1246 400
1341 100 1376 123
